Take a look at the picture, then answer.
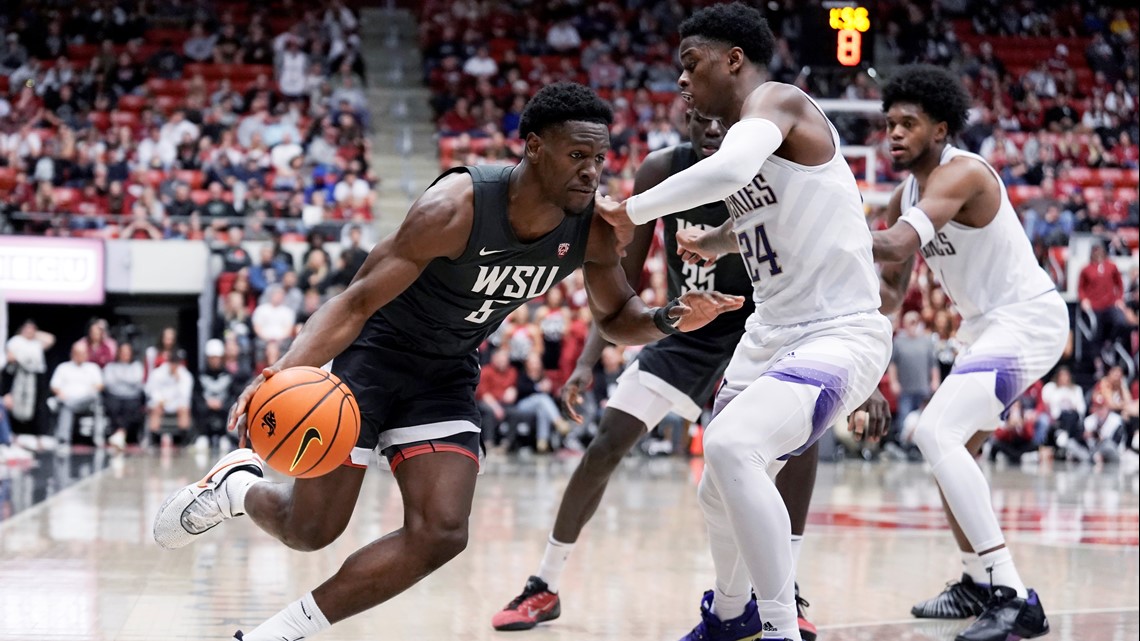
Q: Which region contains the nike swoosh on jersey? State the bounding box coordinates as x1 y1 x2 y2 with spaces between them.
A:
479 247 506 256
289 427 323 472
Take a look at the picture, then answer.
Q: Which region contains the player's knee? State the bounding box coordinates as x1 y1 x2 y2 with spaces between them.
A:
408 512 470 569
703 423 765 470
912 414 958 465
282 518 347 552
584 421 640 471
696 474 720 514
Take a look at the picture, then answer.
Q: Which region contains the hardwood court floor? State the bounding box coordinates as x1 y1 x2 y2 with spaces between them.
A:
1 449 1137 640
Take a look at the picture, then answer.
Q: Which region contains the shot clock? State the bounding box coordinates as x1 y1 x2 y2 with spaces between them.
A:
800 1 875 69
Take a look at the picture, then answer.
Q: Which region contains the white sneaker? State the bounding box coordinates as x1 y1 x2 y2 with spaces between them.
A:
2 444 34 461
108 430 127 450
194 435 210 451
39 435 58 450
152 448 264 549
15 434 39 450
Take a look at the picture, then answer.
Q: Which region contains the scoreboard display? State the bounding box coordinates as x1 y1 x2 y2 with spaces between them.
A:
800 2 875 69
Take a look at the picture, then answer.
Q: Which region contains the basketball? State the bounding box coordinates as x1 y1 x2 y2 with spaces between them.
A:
246 366 360 479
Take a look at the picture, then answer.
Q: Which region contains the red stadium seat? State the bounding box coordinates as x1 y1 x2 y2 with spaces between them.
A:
87 111 112 131
147 78 187 97
190 189 211 205
155 95 179 115
53 187 81 209
110 111 141 129
0 167 17 192
174 169 205 189
143 170 167 187
118 94 147 112
0 75 8 95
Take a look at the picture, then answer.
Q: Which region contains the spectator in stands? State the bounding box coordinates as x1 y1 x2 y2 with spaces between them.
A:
276 269 305 313
887 311 940 458
332 168 371 211
438 97 478 136
183 22 216 63
279 37 309 100
516 353 570 453
1079 404 1125 464
1 320 54 449
1030 204 1073 247
252 284 297 354
145 327 179 377
75 319 117 368
49 341 104 446
463 46 498 80
477 348 519 449
338 225 370 283
1036 366 1085 458
102 342 145 450
546 17 581 53
299 247 333 294
195 339 240 450
1079 242 1128 362
990 391 1039 464
145 348 193 447
120 202 163 239
1045 93 1080 132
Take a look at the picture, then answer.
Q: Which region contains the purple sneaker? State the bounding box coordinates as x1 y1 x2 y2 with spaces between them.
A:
678 590 778 641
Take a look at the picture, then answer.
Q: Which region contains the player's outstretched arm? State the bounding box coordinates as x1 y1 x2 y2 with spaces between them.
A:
594 85 800 229
226 173 474 443
873 159 983 263
581 216 744 346
676 218 739 265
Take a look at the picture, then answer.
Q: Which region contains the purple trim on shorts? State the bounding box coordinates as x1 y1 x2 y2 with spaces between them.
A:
950 355 1023 418
762 361 849 459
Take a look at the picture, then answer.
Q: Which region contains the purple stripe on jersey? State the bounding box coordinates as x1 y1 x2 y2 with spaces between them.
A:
762 363 849 459
950 355 1023 419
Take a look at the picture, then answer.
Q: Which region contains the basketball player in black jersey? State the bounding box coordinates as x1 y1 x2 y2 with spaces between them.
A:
492 110 819 639
151 83 744 641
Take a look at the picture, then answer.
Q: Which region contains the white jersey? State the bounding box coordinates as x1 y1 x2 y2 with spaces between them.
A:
723 95 880 325
902 145 1056 320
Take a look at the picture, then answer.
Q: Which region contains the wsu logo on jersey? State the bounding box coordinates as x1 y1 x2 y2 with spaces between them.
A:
725 173 778 220
676 219 716 293
464 265 562 324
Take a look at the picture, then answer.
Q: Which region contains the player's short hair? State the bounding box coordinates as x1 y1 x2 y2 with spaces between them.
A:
519 82 614 139
679 2 775 67
882 64 972 137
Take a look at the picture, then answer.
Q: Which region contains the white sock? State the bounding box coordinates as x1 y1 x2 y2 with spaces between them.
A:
979 547 1027 597
962 550 987 584
789 534 803 578
242 592 331 641
222 470 266 517
536 535 574 593
756 597 801 641
712 587 750 621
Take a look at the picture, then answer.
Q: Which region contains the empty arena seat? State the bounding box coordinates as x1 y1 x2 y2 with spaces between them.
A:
0 167 17 191
87 111 112 131
174 170 205 189
117 94 148 112
110 110 141 129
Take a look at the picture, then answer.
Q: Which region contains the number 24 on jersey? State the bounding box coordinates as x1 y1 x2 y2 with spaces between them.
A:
737 224 782 283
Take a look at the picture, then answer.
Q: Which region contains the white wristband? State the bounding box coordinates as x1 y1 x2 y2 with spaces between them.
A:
898 206 936 247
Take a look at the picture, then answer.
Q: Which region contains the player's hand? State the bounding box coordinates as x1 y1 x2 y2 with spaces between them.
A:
227 366 279 448
676 227 721 265
560 364 594 423
848 388 890 443
594 195 635 257
671 291 746 333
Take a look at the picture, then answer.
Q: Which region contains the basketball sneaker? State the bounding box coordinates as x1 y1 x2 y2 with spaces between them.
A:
910 574 989 619
153 448 263 549
795 584 817 641
491 575 561 631
678 590 770 641
955 586 1049 641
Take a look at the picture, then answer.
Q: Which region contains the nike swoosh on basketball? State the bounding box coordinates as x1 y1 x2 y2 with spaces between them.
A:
479 247 506 256
289 427 323 472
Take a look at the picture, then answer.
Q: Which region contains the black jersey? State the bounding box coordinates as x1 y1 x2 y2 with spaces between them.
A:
360 165 593 356
660 143 755 333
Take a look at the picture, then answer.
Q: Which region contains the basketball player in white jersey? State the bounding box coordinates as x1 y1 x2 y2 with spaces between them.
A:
873 64 1063 641
596 4 891 640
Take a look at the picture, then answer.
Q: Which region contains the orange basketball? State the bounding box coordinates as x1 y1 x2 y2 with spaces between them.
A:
247 366 360 479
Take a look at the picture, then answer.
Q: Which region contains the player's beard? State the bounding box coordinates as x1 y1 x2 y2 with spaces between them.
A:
563 197 595 218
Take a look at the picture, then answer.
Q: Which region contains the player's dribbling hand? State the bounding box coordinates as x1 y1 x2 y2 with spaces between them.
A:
676 227 720 265
560 364 594 423
671 291 746 332
227 366 280 448
593 195 635 257
848 388 890 443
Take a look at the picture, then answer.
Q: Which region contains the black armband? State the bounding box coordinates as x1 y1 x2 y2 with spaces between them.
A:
652 298 683 335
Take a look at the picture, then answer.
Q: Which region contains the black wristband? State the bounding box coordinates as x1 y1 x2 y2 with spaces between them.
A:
653 298 683 335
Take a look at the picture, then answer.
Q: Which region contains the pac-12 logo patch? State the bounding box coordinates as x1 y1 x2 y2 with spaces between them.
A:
557 243 570 257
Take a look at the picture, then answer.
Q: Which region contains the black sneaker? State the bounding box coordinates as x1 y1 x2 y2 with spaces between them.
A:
794 583 817 641
911 574 989 619
955 586 1050 641
232 632 243 640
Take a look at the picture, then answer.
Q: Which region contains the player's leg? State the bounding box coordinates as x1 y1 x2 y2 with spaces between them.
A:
492 376 675 631
236 449 479 641
911 430 992 619
776 441 819 641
